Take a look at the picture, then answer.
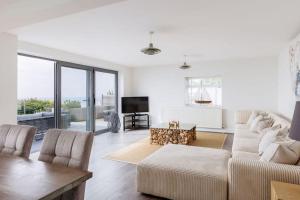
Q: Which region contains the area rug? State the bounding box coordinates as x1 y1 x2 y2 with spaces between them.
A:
104 132 227 165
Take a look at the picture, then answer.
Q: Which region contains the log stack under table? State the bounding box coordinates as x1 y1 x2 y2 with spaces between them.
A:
150 126 196 145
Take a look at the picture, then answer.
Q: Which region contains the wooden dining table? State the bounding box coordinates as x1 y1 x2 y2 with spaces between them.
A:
0 155 92 200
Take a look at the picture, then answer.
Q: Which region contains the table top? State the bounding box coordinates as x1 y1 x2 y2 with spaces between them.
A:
271 181 300 200
0 155 92 200
151 123 196 130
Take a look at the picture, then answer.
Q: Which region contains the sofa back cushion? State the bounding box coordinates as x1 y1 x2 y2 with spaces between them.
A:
234 110 253 124
268 112 291 130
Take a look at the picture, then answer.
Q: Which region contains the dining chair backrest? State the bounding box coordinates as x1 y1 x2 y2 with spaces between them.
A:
0 124 36 158
39 129 94 200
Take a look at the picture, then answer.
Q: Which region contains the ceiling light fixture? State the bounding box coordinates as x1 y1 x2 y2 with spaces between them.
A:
180 55 191 69
141 31 161 55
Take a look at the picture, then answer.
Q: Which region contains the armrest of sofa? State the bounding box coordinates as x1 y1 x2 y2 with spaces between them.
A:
228 158 300 200
234 110 252 124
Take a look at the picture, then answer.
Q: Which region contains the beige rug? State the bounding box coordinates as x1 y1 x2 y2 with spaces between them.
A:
104 132 227 165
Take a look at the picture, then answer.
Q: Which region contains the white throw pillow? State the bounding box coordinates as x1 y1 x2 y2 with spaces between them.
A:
258 112 269 118
258 129 288 155
256 118 273 132
250 115 263 132
260 141 300 165
258 124 281 137
247 112 258 125
289 140 300 157
277 126 290 138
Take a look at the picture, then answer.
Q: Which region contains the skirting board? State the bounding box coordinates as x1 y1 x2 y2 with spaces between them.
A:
197 127 234 134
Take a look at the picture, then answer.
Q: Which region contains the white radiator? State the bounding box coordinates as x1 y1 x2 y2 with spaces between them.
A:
161 106 223 129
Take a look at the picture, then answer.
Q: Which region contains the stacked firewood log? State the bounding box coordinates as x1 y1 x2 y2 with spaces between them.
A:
150 128 196 145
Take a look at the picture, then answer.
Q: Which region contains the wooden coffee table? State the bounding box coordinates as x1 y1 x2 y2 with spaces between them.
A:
150 123 196 145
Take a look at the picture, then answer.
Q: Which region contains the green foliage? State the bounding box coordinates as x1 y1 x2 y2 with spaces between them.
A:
17 99 81 115
62 100 81 110
18 98 54 115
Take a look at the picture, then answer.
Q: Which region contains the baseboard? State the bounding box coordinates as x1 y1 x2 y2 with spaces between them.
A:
196 127 234 134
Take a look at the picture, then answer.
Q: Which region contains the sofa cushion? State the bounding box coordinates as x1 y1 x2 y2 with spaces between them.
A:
235 110 252 124
234 129 260 139
260 141 300 165
137 144 230 200
232 151 260 160
232 137 260 153
235 124 250 130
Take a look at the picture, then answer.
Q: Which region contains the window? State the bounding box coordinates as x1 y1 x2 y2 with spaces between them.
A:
17 55 55 140
185 77 222 106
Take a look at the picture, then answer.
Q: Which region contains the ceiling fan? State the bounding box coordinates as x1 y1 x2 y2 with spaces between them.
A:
141 31 161 55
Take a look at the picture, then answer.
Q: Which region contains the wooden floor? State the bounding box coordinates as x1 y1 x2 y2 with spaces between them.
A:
81 130 233 200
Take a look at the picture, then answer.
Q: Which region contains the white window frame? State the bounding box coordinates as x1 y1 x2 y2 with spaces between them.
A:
185 77 222 107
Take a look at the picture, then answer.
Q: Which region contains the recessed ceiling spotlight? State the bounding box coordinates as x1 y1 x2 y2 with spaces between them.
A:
180 55 191 69
141 31 161 55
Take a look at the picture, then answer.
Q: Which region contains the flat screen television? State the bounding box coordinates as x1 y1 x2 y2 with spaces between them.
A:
122 97 149 114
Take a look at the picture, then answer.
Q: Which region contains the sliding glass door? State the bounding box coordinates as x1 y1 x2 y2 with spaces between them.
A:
94 70 118 133
18 55 118 135
58 64 93 131
56 62 118 134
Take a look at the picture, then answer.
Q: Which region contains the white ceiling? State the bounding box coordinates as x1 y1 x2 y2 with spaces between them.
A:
0 0 125 32
11 0 300 67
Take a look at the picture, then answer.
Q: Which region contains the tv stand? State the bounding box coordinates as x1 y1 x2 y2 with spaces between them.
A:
123 113 150 131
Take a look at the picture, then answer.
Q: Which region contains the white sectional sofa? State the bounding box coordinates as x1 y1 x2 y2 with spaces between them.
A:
229 110 300 200
137 110 300 200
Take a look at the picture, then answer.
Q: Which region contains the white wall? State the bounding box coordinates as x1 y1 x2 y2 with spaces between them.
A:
0 33 18 124
277 34 300 120
132 57 278 130
18 41 132 114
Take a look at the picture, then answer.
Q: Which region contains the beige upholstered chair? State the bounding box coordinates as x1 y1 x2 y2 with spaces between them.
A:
0 124 36 158
38 129 94 200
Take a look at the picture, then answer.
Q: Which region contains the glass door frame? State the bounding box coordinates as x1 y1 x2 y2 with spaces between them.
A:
56 61 94 132
93 68 118 134
56 61 118 134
